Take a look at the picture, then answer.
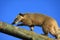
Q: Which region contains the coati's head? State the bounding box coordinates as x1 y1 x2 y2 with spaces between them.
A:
12 13 24 25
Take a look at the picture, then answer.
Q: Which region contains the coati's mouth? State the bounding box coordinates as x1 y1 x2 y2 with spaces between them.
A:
11 21 20 25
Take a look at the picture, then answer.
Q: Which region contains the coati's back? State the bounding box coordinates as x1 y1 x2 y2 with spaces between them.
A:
24 13 52 25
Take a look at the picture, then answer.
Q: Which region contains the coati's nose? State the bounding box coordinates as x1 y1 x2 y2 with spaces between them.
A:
11 22 15 25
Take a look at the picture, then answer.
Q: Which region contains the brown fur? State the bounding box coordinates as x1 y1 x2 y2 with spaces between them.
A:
12 13 59 39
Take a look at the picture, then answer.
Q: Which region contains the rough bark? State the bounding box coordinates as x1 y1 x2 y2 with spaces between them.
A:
0 21 55 40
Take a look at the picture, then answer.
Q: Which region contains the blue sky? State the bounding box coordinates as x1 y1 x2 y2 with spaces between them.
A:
0 0 60 40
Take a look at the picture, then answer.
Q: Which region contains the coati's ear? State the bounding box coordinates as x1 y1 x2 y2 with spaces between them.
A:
19 13 24 16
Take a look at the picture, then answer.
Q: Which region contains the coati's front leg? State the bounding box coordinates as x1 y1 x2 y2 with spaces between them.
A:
30 25 34 31
17 23 27 26
17 23 34 31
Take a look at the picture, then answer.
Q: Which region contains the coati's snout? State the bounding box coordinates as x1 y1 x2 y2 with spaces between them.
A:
11 19 17 25
12 22 15 25
11 18 20 25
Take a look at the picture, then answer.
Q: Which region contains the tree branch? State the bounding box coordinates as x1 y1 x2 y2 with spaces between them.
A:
0 21 54 40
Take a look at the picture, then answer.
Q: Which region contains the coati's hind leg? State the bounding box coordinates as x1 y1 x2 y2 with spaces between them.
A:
42 24 49 36
49 26 58 39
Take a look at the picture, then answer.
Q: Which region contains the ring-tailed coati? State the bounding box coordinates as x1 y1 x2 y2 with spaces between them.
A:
12 13 59 39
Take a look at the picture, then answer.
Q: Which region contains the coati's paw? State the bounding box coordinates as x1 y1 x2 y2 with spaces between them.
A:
17 24 20 26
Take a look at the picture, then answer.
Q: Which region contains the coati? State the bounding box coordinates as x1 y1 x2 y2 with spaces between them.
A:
12 13 59 39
